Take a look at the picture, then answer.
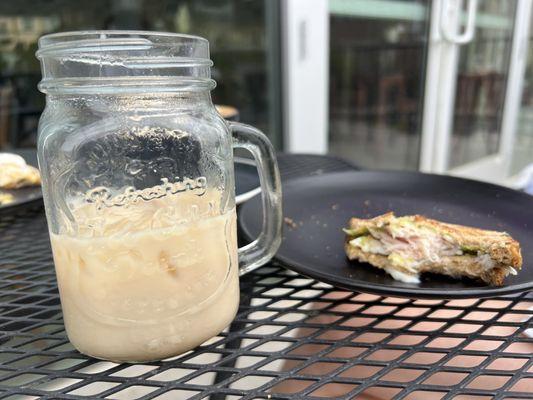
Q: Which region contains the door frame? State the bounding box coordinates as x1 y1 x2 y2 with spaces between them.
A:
281 0 329 153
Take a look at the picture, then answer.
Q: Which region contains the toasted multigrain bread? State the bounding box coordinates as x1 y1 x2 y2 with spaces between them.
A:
344 213 522 286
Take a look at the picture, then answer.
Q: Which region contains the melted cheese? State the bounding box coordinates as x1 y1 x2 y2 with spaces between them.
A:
476 253 496 270
383 267 421 284
350 236 387 255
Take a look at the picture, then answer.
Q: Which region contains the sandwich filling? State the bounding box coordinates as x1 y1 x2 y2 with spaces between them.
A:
345 216 517 284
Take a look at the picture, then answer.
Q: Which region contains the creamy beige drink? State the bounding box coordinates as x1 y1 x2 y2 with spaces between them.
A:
50 189 239 362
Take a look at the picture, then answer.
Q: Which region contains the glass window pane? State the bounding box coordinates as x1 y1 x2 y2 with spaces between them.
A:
448 0 516 169
0 0 281 150
328 0 430 170
510 15 533 176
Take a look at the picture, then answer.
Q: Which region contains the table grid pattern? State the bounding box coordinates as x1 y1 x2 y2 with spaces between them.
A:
0 205 532 399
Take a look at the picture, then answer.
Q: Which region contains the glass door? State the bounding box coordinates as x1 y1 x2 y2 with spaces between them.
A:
420 0 532 184
284 0 531 184
282 0 432 166
449 1 515 169
510 17 533 180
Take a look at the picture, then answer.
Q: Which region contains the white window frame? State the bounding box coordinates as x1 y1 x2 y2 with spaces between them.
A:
281 0 329 153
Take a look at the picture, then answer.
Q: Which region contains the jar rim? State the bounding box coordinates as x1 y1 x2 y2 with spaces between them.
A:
36 30 209 58
36 30 215 93
39 30 207 42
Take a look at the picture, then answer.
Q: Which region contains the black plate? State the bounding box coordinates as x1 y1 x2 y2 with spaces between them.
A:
239 171 533 299
0 186 42 214
235 157 260 205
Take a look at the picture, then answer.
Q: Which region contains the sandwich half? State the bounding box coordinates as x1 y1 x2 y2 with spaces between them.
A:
344 213 522 286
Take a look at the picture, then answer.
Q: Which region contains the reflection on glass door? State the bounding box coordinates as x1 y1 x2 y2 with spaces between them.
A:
0 0 282 150
328 0 430 170
449 0 516 168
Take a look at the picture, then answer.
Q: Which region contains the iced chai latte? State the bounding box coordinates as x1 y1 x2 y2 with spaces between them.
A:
36 31 282 363
50 181 239 362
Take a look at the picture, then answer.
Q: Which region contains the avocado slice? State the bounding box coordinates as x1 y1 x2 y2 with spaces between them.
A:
460 245 480 255
343 227 369 239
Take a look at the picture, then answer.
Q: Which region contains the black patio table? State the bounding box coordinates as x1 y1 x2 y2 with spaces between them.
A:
0 154 531 399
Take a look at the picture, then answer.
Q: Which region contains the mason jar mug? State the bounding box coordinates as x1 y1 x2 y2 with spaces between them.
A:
36 31 282 362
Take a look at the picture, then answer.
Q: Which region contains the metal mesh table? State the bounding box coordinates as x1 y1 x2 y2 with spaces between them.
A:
0 155 531 399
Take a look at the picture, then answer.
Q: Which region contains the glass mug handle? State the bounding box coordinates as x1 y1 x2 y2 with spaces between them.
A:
229 122 282 275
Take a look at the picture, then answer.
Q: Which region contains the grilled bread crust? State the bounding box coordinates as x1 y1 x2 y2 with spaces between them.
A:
345 242 510 285
345 213 522 286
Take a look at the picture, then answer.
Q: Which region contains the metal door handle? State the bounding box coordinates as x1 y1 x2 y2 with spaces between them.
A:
440 0 478 44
